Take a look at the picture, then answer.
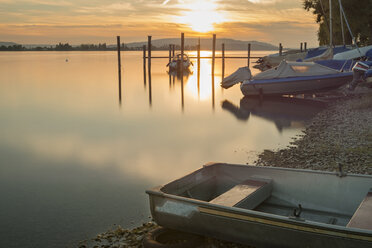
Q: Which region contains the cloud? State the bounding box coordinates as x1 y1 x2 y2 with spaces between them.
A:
0 0 319 46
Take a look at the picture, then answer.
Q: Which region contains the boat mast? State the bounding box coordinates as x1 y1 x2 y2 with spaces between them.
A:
338 1 362 56
329 0 333 47
338 0 345 46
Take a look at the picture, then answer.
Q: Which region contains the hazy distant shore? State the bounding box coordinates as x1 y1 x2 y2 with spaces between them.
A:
0 38 278 52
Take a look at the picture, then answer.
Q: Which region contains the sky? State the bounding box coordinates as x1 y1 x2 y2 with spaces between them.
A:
0 0 319 47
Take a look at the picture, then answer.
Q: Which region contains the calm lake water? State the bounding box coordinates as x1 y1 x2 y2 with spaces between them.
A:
0 51 324 247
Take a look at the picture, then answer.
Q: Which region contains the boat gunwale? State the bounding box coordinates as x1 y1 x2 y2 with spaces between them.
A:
146 163 372 238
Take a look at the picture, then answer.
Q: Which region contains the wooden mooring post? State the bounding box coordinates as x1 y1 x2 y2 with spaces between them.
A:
197 38 201 63
212 34 216 77
117 36 122 104
172 44 175 57
300 42 303 52
248 43 251 68
169 44 172 63
181 33 184 76
304 42 307 52
148 36 152 106
279 43 283 56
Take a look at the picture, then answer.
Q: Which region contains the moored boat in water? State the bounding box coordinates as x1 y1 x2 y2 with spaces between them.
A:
166 53 193 71
146 162 372 248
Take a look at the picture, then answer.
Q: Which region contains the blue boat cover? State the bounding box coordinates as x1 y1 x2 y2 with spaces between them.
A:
365 49 372 59
304 46 350 60
315 60 355 71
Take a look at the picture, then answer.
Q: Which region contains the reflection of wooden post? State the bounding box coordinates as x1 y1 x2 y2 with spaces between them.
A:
143 45 146 88
212 34 216 76
181 73 184 111
181 33 184 76
169 44 172 63
212 34 216 110
197 38 200 99
117 36 122 104
279 43 282 56
248 43 251 68
304 42 307 52
300 42 303 52
222 43 225 80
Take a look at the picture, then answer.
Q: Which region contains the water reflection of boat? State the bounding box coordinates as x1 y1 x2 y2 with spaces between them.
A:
146 162 372 248
167 54 193 71
167 68 193 80
222 96 327 131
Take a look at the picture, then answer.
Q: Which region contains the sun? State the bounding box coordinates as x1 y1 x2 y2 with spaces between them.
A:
175 0 225 33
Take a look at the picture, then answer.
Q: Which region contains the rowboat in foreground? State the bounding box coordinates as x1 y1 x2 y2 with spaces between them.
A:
146 162 372 248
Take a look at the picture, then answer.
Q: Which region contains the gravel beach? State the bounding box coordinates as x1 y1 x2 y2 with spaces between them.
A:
81 84 372 248
256 87 372 175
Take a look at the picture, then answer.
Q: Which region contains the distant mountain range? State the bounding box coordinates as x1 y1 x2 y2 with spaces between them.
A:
120 38 278 51
1 38 278 51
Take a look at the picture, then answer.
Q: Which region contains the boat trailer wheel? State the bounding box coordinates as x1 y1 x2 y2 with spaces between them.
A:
143 226 204 248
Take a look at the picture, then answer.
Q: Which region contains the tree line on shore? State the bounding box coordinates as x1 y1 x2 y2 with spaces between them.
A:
303 0 372 46
0 42 198 51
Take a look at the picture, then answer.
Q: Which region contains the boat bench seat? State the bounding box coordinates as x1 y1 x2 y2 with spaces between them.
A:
209 178 273 209
347 188 372 230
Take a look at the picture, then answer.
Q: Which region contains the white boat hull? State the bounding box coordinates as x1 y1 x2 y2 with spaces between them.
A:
241 73 352 96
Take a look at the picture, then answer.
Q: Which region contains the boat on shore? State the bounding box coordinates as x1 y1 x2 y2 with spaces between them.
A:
146 162 372 248
222 60 372 96
166 53 193 71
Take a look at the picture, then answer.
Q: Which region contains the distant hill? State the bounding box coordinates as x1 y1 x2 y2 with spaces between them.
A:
0 42 18 46
116 38 277 51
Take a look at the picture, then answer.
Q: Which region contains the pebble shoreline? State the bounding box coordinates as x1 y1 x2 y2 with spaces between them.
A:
80 85 372 248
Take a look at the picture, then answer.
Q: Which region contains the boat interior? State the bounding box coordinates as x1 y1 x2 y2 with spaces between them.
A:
160 164 372 230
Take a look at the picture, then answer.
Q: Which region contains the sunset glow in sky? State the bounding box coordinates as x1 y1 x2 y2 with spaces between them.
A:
0 0 319 47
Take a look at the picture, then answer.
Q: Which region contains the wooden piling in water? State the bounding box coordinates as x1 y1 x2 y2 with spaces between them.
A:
117 36 122 103
143 45 146 88
248 43 251 68
181 33 184 76
212 34 216 77
222 43 225 80
279 43 283 56
143 45 146 60
197 38 201 62
304 42 307 52
148 36 151 71
169 44 172 63
300 42 303 52
148 36 152 105
172 44 175 57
